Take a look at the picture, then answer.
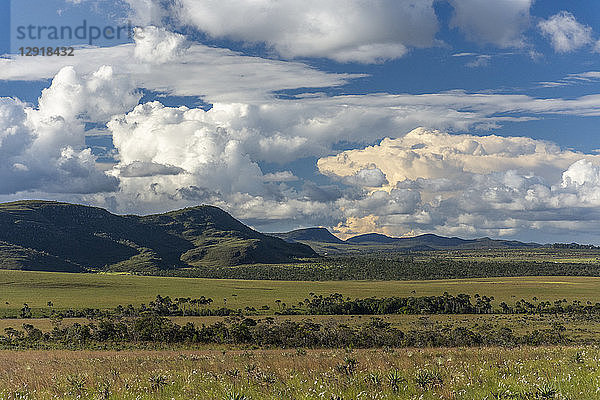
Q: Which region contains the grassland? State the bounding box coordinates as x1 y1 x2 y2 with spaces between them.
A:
2 269 600 315
3 267 600 399
1 346 599 399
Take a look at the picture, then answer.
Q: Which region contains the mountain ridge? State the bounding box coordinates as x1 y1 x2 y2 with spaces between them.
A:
272 228 542 253
0 200 317 273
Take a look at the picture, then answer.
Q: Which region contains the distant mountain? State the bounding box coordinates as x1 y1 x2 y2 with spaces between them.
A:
345 233 399 244
270 228 540 255
346 233 541 250
0 200 317 273
345 232 539 250
271 227 345 244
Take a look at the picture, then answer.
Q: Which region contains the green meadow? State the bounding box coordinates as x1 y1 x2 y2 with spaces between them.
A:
2 269 600 314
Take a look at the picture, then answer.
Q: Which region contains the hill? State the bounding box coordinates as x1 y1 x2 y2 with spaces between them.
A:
344 232 539 250
270 227 345 244
0 200 317 273
272 228 541 255
345 233 399 244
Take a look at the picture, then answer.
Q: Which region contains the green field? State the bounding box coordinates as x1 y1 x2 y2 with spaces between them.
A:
1 269 600 315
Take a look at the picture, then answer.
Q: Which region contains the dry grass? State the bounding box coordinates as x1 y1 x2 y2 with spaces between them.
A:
0 346 599 399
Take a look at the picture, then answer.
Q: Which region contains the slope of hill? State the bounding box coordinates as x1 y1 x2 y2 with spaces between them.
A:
0 201 317 272
270 227 345 244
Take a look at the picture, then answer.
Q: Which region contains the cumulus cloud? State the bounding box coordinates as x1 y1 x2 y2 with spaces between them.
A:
319 128 600 240
133 26 189 64
0 65 139 194
538 11 594 53
121 0 545 61
164 0 439 63
108 101 266 198
36 65 140 122
562 159 600 188
116 161 185 177
318 127 600 187
344 168 388 187
0 98 33 161
449 0 533 48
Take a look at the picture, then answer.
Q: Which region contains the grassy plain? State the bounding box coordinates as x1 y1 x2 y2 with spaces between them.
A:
1 347 599 399
2 270 600 315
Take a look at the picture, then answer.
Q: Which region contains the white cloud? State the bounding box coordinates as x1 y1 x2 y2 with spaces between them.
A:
466 54 491 68
116 161 185 177
319 128 600 240
0 98 34 161
263 171 298 183
344 168 388 187
0 41 358 102
108 101 267 198
101 90 600 166
133 26 189 64
2 34 600 142
538 11 594 53
449 0 533 48
166 0 439 63
0 65 139 195
562 159 600 188
538 71 600 88
36 65 140 122
318 127 600 186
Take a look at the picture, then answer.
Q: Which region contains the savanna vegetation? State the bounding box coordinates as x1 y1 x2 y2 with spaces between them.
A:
0 347 599 399
164 252 600 281
4 292 600 350
3 245 600 398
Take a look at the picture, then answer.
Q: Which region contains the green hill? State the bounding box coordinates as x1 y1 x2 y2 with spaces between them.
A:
0 200 317 273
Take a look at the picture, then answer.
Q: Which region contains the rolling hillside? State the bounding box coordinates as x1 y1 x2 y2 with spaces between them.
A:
0 201 317 272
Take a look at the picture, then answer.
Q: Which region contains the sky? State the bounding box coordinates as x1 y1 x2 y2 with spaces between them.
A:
0 0 600 243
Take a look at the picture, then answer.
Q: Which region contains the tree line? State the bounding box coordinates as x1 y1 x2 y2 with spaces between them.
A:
152 255 600 281
15 293 600 320
1 314 573 350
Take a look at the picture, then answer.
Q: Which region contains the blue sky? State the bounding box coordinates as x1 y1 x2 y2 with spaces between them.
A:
1 0 600 243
